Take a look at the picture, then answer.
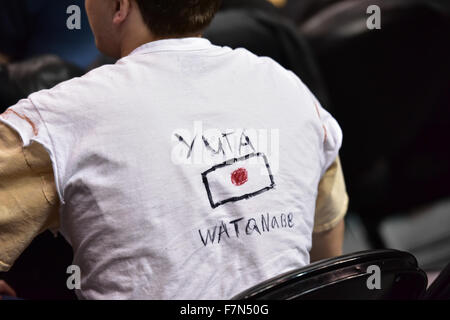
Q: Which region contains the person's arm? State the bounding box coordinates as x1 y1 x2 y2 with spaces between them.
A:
310 219 345 262
0 280 17 298
310 156 348 262
0 121 59 272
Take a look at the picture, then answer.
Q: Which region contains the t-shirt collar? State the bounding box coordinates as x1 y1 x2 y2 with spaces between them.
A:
128 37 213 56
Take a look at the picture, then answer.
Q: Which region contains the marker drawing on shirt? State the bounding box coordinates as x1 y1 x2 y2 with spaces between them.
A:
198 212 295 246
202 152 275 209
173 126 278 209
174 133 196 159
175 130 256 160
231 168 248 186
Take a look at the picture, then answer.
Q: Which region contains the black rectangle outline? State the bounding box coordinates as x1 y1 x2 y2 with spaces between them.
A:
201 152 276 209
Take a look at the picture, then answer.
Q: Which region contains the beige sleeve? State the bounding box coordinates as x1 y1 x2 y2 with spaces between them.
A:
0 122 60 272
313 156 349 234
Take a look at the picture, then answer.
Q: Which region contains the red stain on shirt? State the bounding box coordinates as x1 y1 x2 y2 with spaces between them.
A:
1 109 39 136
231 168 248 186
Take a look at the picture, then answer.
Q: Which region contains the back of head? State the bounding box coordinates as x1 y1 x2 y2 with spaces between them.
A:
135 0 223 38
85 0 222 58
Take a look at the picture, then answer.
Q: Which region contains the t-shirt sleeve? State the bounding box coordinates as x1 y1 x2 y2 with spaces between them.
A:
309 90 343 176
0 99 46 147
292 72 343 176
0 120 60 272
0 98 64 204
297 79 347 233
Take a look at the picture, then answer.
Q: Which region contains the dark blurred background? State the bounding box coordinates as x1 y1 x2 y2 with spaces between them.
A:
0 0 449 299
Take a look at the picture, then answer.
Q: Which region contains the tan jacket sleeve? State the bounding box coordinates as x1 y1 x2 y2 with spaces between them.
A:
313 156 349 234
0 122 60 272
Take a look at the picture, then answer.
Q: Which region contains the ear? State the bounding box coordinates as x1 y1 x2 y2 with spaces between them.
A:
112 0 131 25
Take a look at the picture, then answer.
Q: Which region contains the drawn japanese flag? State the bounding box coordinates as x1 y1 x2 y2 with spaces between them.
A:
202 153 275 209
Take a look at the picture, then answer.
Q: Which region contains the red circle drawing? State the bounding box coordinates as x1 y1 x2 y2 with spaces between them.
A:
231 168 248 186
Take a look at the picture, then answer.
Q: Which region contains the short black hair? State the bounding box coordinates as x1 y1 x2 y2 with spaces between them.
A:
135 0 222 37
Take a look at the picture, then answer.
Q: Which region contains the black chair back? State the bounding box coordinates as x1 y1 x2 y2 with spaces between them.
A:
425 263 450 300
233 250 427 300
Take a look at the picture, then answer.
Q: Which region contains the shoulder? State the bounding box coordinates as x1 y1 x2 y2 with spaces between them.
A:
28 62 127 109
229 47 305 89
41 62 126 92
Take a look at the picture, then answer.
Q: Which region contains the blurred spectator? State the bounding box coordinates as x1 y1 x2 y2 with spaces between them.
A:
221 0 280 13
280 0 450 26
281 0 342 25
0 55 84 112
0 0 99 68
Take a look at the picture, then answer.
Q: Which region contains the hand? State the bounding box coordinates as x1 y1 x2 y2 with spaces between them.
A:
0 280 17 299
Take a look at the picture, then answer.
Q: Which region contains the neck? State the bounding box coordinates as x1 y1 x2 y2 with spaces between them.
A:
119 31 203 58
119 28 156 58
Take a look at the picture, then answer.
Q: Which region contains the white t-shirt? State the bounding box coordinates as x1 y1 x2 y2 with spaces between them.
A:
0 38 342 299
